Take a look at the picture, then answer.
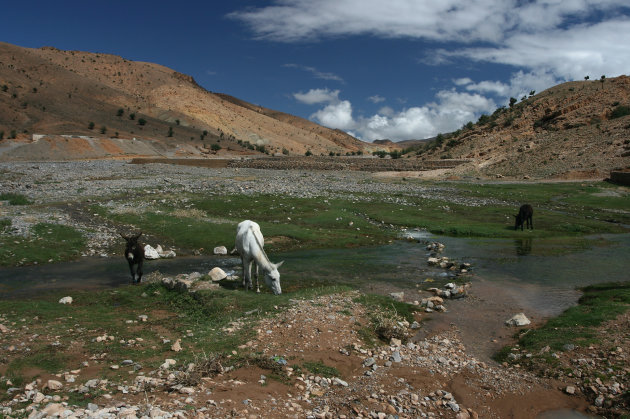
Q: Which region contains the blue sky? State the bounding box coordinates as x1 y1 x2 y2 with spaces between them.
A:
4 1 630 141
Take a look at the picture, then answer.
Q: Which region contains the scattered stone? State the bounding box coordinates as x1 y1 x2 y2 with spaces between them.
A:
505 313 531 327
58 296 73 304
213 246 228 255
389 292 404 302
47 379 63 390
209 267 228 282
144 245 160 260
171 339 182 352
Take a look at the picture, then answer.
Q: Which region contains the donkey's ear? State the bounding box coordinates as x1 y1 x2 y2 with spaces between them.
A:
133 232 142 239
275 260 285 269
120 233 128 239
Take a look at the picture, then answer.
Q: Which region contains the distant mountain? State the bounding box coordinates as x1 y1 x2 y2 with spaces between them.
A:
407 76 630 179
0 42 374 160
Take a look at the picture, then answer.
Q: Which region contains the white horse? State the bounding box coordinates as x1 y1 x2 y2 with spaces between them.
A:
235 220 283 295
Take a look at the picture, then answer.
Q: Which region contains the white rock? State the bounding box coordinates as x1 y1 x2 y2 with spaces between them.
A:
47 379 63 390
41 403 65 416
389 292 404 302
58 296 73 305
505 313 531 327
213 246 228 255
209 267 228 282
144 245 160 260
0 324 9 333
171 339 182 352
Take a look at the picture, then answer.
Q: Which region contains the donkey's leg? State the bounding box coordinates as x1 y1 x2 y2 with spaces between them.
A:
136 259 144 283
127 260 136 283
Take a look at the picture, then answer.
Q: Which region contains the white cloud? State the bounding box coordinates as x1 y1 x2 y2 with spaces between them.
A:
232 1 630 81
301 88 497 141
293 88 340 105
453 77 473 86
311 100 355 130
284 64 344 82
442 18 630 81
367 94 386 103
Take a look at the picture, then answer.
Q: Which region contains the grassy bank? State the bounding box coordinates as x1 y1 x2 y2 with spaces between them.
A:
495 281 630 363
0 281 418 401
0 181 628 266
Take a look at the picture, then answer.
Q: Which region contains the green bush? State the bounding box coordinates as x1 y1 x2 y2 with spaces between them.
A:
0 193 31 205
610 105 630 119
138 118 146 126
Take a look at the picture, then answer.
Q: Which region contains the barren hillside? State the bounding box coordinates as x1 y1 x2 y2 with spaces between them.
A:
0 42 369 159
410 76 630 179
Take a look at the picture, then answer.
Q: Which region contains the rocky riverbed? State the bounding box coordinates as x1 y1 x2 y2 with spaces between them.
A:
0 160 626 418
0 160 506 259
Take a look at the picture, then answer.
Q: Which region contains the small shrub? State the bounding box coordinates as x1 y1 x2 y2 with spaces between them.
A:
610 105 630 119
129 113 136 120
0 193 31 205
116 108 124 117
88 122 95 130
138 118 146 126
100 126 107 134
9 130 17 139
305 150 313 156
211 143 221 151
167 126 174 137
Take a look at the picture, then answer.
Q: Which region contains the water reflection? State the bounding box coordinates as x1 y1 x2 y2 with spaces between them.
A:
515 238 533 256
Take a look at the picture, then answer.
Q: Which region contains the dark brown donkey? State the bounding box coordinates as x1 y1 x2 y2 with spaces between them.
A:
514 204 534 231
120 232 144 283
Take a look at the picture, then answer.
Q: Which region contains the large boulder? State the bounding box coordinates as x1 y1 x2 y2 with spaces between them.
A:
144 245 160 260
505 313 531 327
209 267 228 282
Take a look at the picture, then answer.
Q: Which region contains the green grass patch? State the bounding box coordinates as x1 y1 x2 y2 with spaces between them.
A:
495 282 630 362
355 294 420 344
303 361 341 378
0 283 351 385
0 223 86 266
0 193 31 205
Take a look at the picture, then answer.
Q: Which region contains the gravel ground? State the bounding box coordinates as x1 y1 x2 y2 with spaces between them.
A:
0 160 507 257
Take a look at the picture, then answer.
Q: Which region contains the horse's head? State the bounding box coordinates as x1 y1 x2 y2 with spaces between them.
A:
265 260 284 295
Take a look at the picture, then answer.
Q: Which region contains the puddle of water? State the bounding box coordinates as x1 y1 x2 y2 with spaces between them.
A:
0 255 240 298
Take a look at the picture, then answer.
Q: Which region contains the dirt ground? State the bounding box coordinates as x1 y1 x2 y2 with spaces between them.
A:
1 290 595 418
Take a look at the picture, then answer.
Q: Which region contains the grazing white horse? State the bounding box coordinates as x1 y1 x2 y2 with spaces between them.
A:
235 220 283 295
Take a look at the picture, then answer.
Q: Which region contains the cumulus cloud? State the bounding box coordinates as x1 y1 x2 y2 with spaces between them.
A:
299 88 497 141
293 88 340 105
311 100 355 130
